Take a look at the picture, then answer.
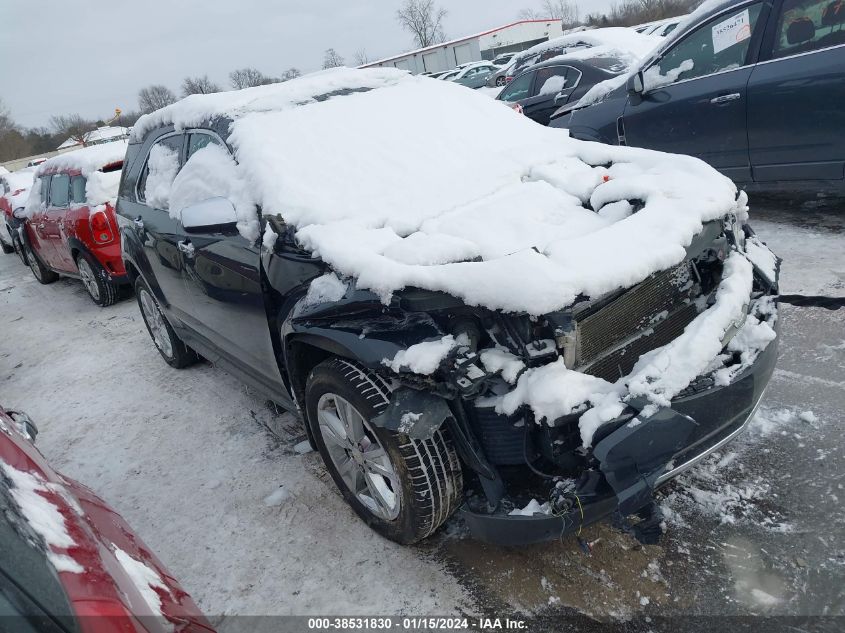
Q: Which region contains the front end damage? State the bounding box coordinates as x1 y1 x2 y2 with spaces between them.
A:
289 218 780 546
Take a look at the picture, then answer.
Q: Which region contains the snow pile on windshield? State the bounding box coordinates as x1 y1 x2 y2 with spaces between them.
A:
135 68 743 316
25 140 127 217
0 462 84 574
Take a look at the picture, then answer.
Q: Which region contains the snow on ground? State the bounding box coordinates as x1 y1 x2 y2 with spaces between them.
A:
0 256 469 619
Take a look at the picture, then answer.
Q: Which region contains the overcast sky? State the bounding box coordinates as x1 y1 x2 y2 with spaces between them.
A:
1 0 616 129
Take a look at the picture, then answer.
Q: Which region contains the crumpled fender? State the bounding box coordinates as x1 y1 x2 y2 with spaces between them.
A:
371 388 452 440
592 404 697 515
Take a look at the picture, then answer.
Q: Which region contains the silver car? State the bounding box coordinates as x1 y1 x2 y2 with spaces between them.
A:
451 62 499 89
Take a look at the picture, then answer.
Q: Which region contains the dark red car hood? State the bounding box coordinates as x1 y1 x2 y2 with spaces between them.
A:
0 405 214 633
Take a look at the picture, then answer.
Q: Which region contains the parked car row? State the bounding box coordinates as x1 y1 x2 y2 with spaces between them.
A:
1 142 131 306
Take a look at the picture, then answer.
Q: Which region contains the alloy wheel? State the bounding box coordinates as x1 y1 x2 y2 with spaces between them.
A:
496 77 506 87
138 288 174 359
316 393 401 521
77 257 100 301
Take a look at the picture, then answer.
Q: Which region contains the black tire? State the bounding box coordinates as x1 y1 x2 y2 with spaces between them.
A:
134 276 199 368
22 240 58 284
75 251 118 307
305 358 463 545
12 235 28 267
1 237 13 255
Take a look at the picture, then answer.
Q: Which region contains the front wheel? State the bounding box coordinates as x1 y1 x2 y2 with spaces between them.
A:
496 76 506 87
135 276 199 368
305 358 463 544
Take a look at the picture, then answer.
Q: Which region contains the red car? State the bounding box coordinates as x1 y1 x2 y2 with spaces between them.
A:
22 141 130 306
0 404 214 632
0 167 36 263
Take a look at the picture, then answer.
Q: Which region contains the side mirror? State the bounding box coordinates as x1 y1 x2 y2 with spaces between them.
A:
12 208 26 219
627 71 645 96
554 91 568 105
180 197 238 231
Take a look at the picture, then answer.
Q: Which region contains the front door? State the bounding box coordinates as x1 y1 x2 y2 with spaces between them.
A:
622 1 768 183
172 131 287 398
747 0 845 182
122 132 196 329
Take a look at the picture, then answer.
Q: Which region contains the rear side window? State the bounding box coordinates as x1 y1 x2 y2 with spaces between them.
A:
70 176 86 204
137 134 183 208
49 174 70 208
651 3 764 84
773 0 845 58
532 66 575 97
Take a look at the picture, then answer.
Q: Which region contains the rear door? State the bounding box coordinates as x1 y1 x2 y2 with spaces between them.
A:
120 132 196 327
523 65 580 125
622 1 769 183
42 174 72 270
172 130 287 397
747 0 845 182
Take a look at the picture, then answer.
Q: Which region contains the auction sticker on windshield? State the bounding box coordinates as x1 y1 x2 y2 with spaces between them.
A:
712 9 752 54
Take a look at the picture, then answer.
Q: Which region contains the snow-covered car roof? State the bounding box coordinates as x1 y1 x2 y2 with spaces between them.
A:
25 141 128 216
515 27 662 68
132 68 743 316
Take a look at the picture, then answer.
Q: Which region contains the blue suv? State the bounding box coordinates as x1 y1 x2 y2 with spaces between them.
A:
553 0 845 196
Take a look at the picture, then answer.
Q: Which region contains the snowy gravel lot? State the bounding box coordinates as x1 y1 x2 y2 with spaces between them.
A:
0 201 842 629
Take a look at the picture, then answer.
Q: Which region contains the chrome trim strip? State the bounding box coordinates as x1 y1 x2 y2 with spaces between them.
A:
755 42 845 66
655 385 768 485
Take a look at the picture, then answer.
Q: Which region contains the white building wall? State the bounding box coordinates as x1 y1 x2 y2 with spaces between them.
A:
478 20 564 56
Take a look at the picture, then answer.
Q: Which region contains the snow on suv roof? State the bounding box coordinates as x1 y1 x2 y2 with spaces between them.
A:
34 140 127 177
133 67 743 316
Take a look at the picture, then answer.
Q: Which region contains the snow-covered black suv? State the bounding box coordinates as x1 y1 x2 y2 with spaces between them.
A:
116 69 780 545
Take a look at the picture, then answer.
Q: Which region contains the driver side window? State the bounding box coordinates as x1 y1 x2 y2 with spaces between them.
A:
137 134 184 209
499 71 533 102
650 3 763 86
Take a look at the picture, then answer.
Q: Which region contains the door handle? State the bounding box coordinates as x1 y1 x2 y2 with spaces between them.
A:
710 93 741 104
133 217 144 230
37 223 45 230
177 240 195 258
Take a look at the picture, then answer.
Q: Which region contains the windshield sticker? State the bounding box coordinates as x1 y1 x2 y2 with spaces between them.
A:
712 9 752 54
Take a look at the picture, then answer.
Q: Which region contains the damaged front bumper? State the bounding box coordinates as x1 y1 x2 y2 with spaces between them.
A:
459 313 779 546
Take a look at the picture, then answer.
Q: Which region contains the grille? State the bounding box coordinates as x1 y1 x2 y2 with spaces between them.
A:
575 262 693 367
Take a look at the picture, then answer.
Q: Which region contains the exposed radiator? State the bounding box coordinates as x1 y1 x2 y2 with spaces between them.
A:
575 262 701 382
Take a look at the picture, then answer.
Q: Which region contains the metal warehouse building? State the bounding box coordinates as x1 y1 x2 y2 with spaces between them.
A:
362 19 564 74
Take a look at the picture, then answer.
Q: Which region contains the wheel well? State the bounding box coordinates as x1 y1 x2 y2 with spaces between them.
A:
287 340 334 406
123 260 140 284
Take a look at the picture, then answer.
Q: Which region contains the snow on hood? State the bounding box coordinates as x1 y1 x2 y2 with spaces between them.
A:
0 461 84 574
25 140 127 217
131 67 742 316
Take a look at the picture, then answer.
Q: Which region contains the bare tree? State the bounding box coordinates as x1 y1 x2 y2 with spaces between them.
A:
322 48 345 69
280 68 302 81
0 99 16 136
50 114 96 147
138 85 177 113
396 0 447 48
353 48 370 66
519 1 580 27
181 75 222 96
229 67 272 89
